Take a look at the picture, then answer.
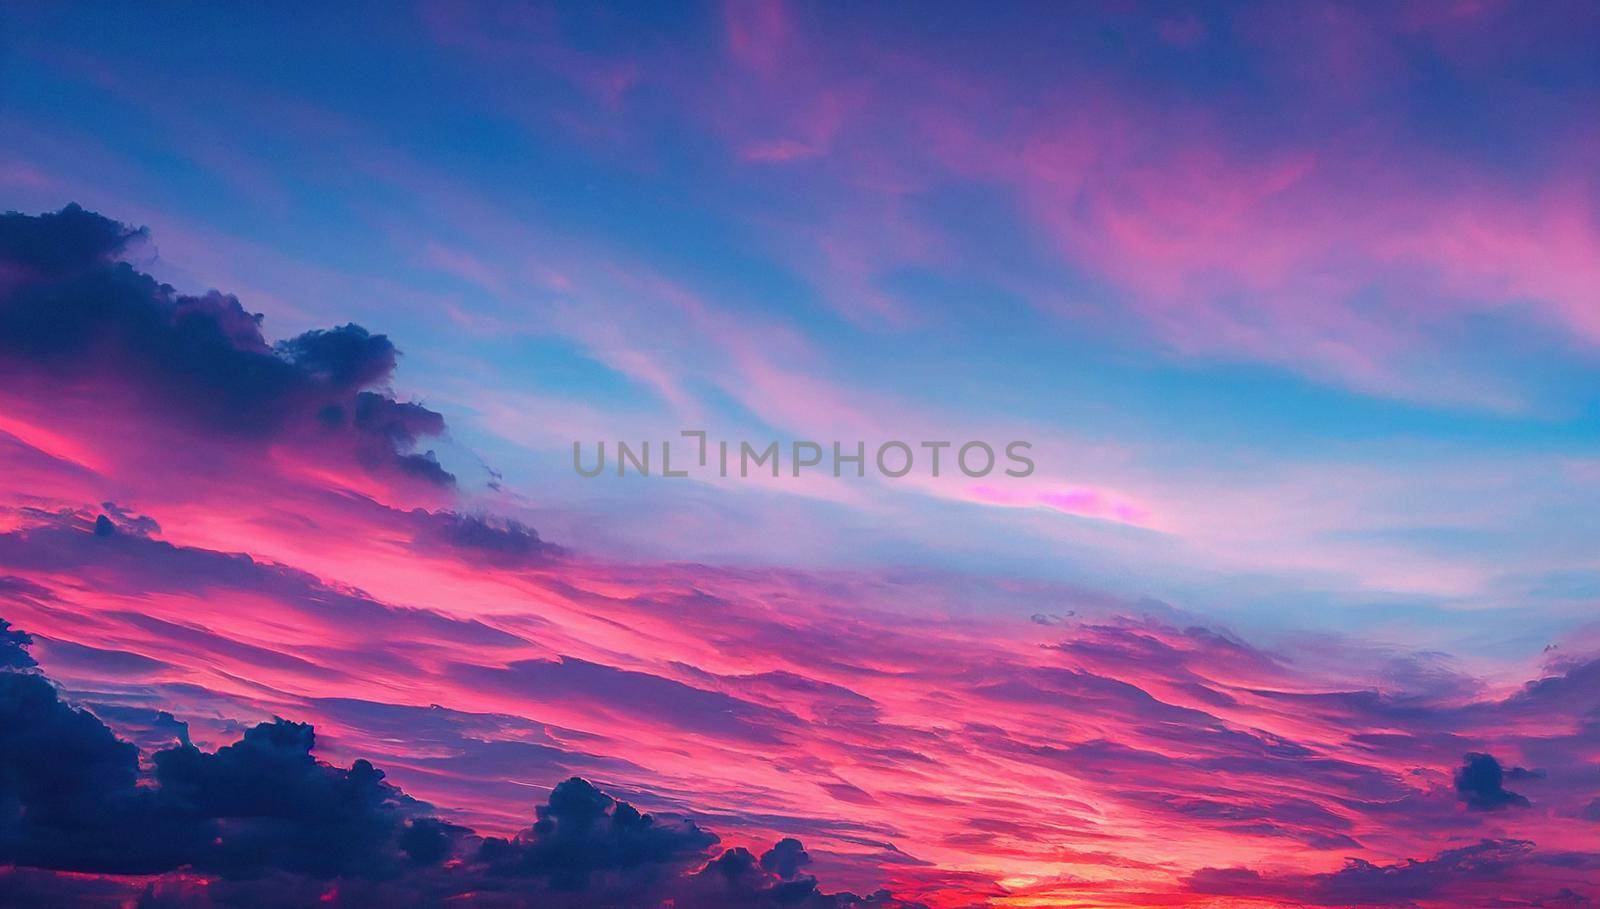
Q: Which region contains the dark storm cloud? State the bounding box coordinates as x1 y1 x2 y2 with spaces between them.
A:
0 205 454 484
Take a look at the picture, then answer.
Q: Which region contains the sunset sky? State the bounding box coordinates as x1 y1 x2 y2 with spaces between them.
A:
1 3 1598 907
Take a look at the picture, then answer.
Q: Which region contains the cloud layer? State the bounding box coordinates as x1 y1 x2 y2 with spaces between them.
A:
0 622 922 907
0 207 1596 907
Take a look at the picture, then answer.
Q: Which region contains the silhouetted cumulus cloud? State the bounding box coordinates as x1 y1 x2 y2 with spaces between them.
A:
0 629 187 874
151 720 435 878
0 204 453 485
760 837 812 878
675 838 912 909
0 619 926 908
475 775 718 895
276 324 401 394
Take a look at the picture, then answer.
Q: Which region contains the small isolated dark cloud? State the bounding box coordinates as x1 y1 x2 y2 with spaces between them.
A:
0 205 453 485
0 618 925 908
1455 752 1533 811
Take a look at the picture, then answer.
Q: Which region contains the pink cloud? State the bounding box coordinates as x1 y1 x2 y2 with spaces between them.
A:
961 482 1155 528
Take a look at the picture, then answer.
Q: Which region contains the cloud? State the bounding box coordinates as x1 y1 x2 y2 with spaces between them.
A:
6 496 1600 905
0 204 454 486
275 324 399 394
0 639 181 873
449 656 796 745
0 620 925 907
475 775 718 890
1 201 1597 904
1454 752 1534 812
1188 839 1542 906
407 509 564 566
680 843 920 909
761 836 811 878
0 201 143 279
0 511 523 652
151 719 437 878
1 634 432 879
0 616 35 669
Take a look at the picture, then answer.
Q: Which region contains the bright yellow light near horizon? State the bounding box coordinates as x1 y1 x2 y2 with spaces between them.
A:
997 875 1039 890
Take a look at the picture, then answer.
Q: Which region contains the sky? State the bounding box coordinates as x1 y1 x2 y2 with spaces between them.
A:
0 2 1598 907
